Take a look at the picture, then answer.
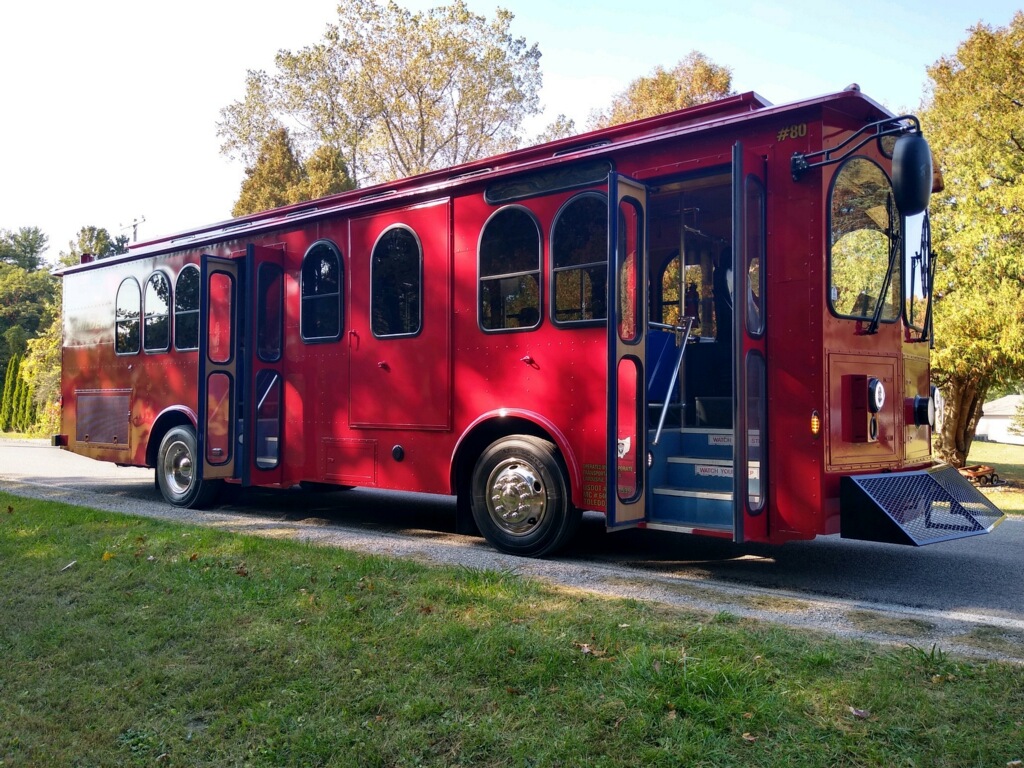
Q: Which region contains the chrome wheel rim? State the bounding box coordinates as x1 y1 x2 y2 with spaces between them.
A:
162 438 194 497
484 457 548 537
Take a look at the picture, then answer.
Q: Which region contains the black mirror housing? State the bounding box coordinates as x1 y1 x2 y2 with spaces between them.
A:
892 133 932 216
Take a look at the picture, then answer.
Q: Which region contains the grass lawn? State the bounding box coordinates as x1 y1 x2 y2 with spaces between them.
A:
2 492 1023 767
965 440 1024 516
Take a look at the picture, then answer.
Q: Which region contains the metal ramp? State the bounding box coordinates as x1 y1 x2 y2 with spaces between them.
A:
840 464 1006 546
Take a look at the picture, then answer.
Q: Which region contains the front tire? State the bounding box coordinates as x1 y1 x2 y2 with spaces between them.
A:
156 426 221 508
470 435 581 557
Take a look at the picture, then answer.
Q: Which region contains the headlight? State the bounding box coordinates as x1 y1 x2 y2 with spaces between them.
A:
867 378 885 413
913 394 935 428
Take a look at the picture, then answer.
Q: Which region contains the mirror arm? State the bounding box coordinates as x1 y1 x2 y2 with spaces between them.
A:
791 115 921 181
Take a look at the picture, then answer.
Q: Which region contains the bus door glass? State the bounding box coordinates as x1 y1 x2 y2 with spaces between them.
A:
731 143 768 542
607 174 648 527
199 255 240 482
244 244 285 486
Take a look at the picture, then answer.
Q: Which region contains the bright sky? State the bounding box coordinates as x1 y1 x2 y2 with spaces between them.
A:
1 0 1019 262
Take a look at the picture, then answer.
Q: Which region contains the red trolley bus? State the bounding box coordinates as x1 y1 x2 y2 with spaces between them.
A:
54 86 1004 556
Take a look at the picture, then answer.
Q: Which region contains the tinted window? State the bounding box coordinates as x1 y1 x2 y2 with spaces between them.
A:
115 278 141 355
479 207 541 331
371 227 421 337
301 241 343 341
174 265 200 351
551 193 607 324
143 272 171 353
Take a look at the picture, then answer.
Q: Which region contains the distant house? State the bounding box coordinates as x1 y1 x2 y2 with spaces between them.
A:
975 395 1024 446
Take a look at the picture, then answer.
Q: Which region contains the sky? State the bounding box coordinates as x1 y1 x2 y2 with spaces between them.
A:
1 0 1020 262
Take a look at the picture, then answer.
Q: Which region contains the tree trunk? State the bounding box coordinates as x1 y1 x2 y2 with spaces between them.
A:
936 375 989 467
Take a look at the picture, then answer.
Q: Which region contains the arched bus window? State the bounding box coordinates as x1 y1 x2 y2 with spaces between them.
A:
115 277 141 355
301 240 343 342
551 192 607 325
371 226 422 337
142 272 171 353
828 157 900 322
174 265 200 351
479 206 541 332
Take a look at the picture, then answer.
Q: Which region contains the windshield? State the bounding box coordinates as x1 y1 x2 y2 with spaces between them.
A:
828 157 900 322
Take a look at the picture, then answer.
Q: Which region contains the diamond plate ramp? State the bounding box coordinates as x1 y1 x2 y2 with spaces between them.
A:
840 464 1006 546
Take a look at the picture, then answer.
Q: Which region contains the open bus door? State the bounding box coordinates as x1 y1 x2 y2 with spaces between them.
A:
243 244 286 488
732 142 768 542
199 255 240 484
199 245 286 491
607 174 649 528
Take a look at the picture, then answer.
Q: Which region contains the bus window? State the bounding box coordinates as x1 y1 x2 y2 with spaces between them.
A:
257 262 284 362
745 175 765 337
301 240 343 342
479 206 541 331
551 192 607 325
828 157 900 322
371 226 422 338
144 272 171 353
174 265 200 351
115 278 141 355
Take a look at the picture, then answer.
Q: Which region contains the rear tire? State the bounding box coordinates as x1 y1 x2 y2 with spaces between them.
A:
156 426 221 508
470 435 581 557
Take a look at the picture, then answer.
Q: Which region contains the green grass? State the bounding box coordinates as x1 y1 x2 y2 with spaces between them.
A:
966 440 1024 515
2 492 1024 767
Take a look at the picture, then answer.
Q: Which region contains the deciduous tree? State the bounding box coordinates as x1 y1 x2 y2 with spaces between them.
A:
0 227 49 271
57 226 129 267
922 12 1024 465
588 51 733 130
217 0 543 189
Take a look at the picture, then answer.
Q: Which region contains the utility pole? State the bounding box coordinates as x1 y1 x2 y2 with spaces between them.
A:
120 216 146 242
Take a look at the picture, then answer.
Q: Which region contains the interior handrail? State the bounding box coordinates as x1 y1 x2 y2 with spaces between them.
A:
651 317 694 446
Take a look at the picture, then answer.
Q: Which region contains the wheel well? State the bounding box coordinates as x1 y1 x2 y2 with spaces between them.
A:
451 416 558 537
146 410 195 468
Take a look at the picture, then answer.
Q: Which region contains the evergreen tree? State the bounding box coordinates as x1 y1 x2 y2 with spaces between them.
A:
9 359 26 432
0 354 19 432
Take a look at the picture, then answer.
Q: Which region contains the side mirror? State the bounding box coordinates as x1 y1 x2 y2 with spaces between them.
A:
892 132 933 216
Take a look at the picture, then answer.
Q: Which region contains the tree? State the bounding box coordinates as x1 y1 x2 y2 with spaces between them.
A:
531 114 578 146
921 12 1024 465
0 263 57 379
217 0 543 188
232 128 306 217
231 128 355 217
0 227 49 270
57 226 130 267
588 51 733 130
0 354 18 432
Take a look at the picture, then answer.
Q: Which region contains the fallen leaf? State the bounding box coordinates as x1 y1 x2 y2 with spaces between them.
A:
848 706 871 720
743 712 754 719
189 553 198 562
235 565 248 577
102 551 115 561
742 732 758 743
666 710 677 721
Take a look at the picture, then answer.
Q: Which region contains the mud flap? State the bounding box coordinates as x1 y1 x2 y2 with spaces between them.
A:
840 464 1006 546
